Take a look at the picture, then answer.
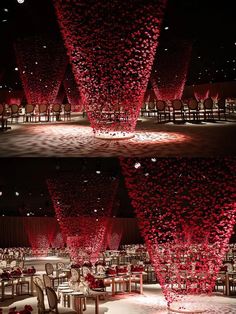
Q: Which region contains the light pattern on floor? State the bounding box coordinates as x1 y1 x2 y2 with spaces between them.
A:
0 119 235 156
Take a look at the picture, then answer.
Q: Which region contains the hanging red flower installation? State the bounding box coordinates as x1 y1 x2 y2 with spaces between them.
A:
66 217 108 264
121 158 236 312
23 217 58 255
14 35 68 105
151 40 192 101
63 67 83 112
54 0 167 138
47 171 118 264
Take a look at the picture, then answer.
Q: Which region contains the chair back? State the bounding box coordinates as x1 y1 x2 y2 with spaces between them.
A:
203 98 213 109
148 102 155 110
43 274 53 289
56 262 65 270
10 260 17 268
34 282 46 314
46 287 58 313
188 98 199 110
156 100 166 111
11 104 19 114
45 263 54 275
141 102 146 110
0 104 4 115
64 104 71 113
52 104 61 113
0 260 7 268
34 276 44 291
81 266 91 277
25 104 35 114
172 99 183 110
217 98 226 109
39 104 48 114
71 268 80 282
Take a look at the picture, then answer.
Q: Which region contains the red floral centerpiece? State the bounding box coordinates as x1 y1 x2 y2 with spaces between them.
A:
117 266 128 275
10 268 22 277
131 265 144 273
22 266 36 275
1 271 11 280
106 267 117 276
85 273 105 290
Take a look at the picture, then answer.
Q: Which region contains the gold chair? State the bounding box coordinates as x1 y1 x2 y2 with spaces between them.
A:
34 282 50 314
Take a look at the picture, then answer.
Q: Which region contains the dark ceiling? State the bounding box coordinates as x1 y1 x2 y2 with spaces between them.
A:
0 158 134 217
0 0 235 92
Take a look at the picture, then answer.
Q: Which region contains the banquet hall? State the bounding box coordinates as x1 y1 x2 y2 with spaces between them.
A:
0 157 236 314
0 0 235 157
1 0 236 314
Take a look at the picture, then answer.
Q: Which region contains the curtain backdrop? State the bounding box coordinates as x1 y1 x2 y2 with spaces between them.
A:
0 217 142 248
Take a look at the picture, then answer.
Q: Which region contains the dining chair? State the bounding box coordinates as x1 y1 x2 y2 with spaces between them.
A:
46 287 77 314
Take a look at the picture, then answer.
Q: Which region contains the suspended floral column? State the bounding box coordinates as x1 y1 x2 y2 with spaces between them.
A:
23 217 57 256
121 158 236 313
14 35 67 104
63 67 83 112
54 0 167 139
47 171 118 264
66 217 108 264
151 40 192 100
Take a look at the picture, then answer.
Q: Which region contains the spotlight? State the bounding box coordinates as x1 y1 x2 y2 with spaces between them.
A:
14 67 18 71
15 191 20 196
17 0 25 4
0 192 2 196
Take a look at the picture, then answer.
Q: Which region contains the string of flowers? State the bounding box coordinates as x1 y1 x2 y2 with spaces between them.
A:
120 157 236 309
47 171 119 263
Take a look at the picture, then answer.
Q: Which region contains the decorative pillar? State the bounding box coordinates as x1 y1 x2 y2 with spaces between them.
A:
14 35 67 104
121 158 236 313
54 0 167 138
